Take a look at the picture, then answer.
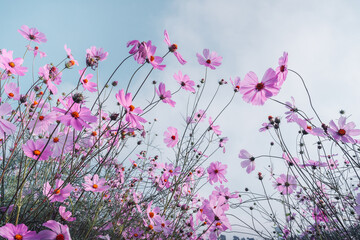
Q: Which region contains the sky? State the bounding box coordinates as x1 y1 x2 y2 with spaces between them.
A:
2 0 360 238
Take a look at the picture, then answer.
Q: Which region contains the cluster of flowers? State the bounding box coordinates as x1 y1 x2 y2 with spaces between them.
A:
0 25 244 240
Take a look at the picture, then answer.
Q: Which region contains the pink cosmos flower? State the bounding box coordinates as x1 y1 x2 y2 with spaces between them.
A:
64 44 79 66
208 117 222 135
282 153 300 167
54 97 97 131
219 137 228 153
28 111 57 135
83 174 110 193
292 114 324 137
43 179 74 203
59 206 76 222
239 149 255 174
259 122 273 132
207 161 228 185
273 174 297 195
230 76 241 92
164 127 178 148
355 193 360 216
284 96 298 122
328 116 360 144
187 109 206 124
26 45 46 58
116 89 147 129
239 68 280 105
0 223 38 240
18 25 47 43
127 40 148 64
4 83 20 100
144 41 166 70
79 68 97 92
173 70 195 93
153 215 172 235
196 49 222 70
38 64 62 95
38 220 71 240
86 46 108 61
164 29 187 65
0 103 16 138
0 49 27 76
22 139 52 160
275 52 288 87
156 83 176 107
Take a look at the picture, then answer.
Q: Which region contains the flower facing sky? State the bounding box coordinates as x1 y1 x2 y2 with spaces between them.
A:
83 174 110 193
196 49 222 70
239 68 280 105
328 116 360 144
164 127 178 148
207 161 228 185
18 25 47 43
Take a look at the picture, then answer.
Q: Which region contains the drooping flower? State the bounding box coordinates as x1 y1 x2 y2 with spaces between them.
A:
0 103 17 138
239 149 255 173
284 96 298 122
273 174 297 195
0 49 27 76
43 179 74 203
173 70 195 93
275 52 288 86
230 76 241 92
79 68 97 92
86 46 108 69
196 49 222 70
54 97 97 131
164 30 186 65
328 116 360 144
164 127 178 148
59 206 76 222
18 25 47 43
0 223 38 240
144 41 166 70
83 174 110 193
207 161 228 185
239 68 280 105
127 40 148 64
38 220 71 240
292 114 324 137
116 89 147 129
22 139 52 161
156 83 176 107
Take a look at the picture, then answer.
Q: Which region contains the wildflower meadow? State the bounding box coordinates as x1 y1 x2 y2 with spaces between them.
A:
1 2 360 239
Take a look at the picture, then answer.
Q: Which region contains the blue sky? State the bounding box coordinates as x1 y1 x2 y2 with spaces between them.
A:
3 0 360 237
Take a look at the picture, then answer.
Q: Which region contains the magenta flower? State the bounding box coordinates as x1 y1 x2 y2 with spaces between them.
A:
0 223 38 240
116 89 147 129
164 29 186 65
38 220 71 240
328 116 360 144
83 174 110 193
230 76 241 92
28 111 57 135
54 97 97 131
292 114 324 137
86 46 108 61
59 206 76 222
0 103 17 138
196 49 222 70
144 41 166 70
207 161 228 185
164 127 178 148
239 68 280 105
38 64 62 95
43 179 74 203
273 174 297 195
18 25 47 43
282 153 300 167
0 49 27 76
275 52 288 87
127 40 148 64
79 69 97 92
239 149 255 174
173 71 195 93
208 117 222 135
22 139 51 161
156 83 176 107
